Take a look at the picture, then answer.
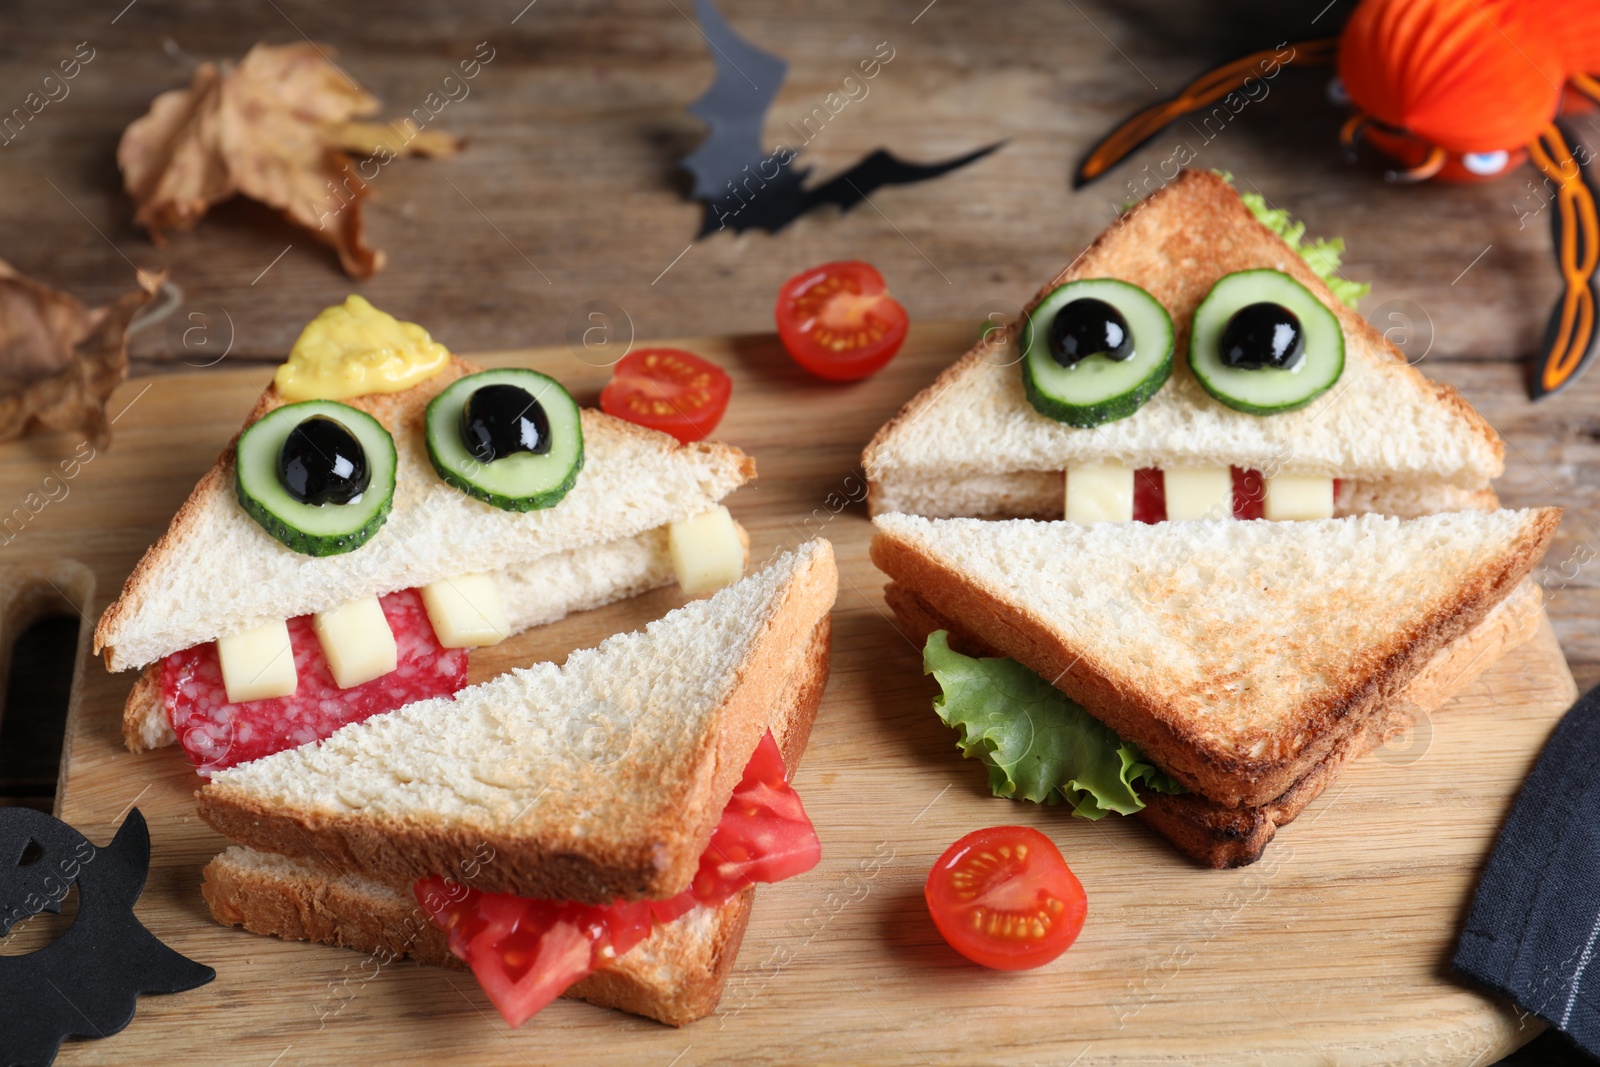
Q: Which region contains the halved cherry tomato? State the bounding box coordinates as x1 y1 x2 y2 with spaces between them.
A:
925 826 1086 971
599 347 732 444
775 260 909 381
416 730 820 1026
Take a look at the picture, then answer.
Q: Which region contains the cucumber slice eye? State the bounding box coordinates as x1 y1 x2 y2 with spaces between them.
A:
425 369 584 512
236 401 397 557
1021 279 1174 427
1188 269 1345 415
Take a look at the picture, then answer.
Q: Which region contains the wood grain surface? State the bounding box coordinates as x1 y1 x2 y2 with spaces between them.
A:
0 323 1577 1065
0 0 1591 372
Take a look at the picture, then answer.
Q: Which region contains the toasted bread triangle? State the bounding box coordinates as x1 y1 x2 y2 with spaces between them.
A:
870 510 1558 808
94 355 755 671
199 606 834 1026
197 540 838 904
863 170 1503 519
885 575 1544 867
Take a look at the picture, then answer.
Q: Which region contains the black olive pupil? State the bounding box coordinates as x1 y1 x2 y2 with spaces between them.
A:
461 383 552 463
1048 297 1134 367
277 415 371 506
1219 302 1305 370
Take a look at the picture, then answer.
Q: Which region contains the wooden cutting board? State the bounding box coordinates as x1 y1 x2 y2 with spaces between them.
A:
1 322 1575 1066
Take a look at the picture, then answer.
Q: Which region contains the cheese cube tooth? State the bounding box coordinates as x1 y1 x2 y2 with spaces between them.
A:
217 619 297 703
1264 474 1335 521
422 574 511 648
669 505 746 595
1065 463 1134 523
1163 466 1233 521
313 596 398 690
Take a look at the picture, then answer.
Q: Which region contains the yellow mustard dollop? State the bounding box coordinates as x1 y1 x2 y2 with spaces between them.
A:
274 295 451 401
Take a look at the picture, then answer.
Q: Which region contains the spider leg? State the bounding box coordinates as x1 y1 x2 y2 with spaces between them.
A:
1526 120 1600 399
1569 73 1600 107
1074 37 1338 187
1385 145 1447 183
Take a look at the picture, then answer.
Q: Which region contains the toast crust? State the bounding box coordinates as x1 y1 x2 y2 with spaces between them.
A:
121 664 167 752
200 613 832 1026
870 510 1560 808
1136 579 1543 866
885 579 1543 866
94 354 757 671
862 169 1504 514
194 546 838 905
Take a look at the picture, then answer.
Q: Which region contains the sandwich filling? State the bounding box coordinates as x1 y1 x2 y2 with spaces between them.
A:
158 502 749 773
414 730 820 1028
1123 467 1340 523
164 588 470 773
923 631 1185 817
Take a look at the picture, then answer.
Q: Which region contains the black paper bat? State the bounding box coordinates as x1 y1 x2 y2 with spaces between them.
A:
0 808 214 1067
683 0 1001 236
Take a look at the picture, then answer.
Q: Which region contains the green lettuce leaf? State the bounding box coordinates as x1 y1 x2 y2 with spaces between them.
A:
1212 170 1370 308
923 631 1185 820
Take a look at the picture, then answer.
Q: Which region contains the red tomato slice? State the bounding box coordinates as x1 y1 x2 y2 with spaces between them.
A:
689 729 821 903
924 826 1086 971
1132 468 1165 524
599 348 732 444
1232 466 1265 520
775 260 909 381
415 879 655 1028
416 730 819 1026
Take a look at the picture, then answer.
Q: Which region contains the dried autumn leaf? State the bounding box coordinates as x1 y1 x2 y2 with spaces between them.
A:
330 121 462 160
118 43 461 279
0 262 164 448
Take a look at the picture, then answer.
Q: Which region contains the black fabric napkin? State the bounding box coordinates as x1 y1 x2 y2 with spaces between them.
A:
1455 683 1600 1058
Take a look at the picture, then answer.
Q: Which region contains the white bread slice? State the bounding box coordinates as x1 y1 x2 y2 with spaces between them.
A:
200 608 832 1027
197 539 839 904
862 170 1503 518
94 355 755 672
870 509 1558 809
119 521 750 753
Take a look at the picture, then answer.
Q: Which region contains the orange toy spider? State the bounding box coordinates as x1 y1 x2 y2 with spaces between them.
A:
1075 0 1600 400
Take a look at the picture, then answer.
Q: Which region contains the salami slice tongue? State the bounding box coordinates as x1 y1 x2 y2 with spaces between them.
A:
162 588 466 774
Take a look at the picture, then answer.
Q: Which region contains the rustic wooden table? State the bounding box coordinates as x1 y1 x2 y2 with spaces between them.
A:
0 1 1596 1063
